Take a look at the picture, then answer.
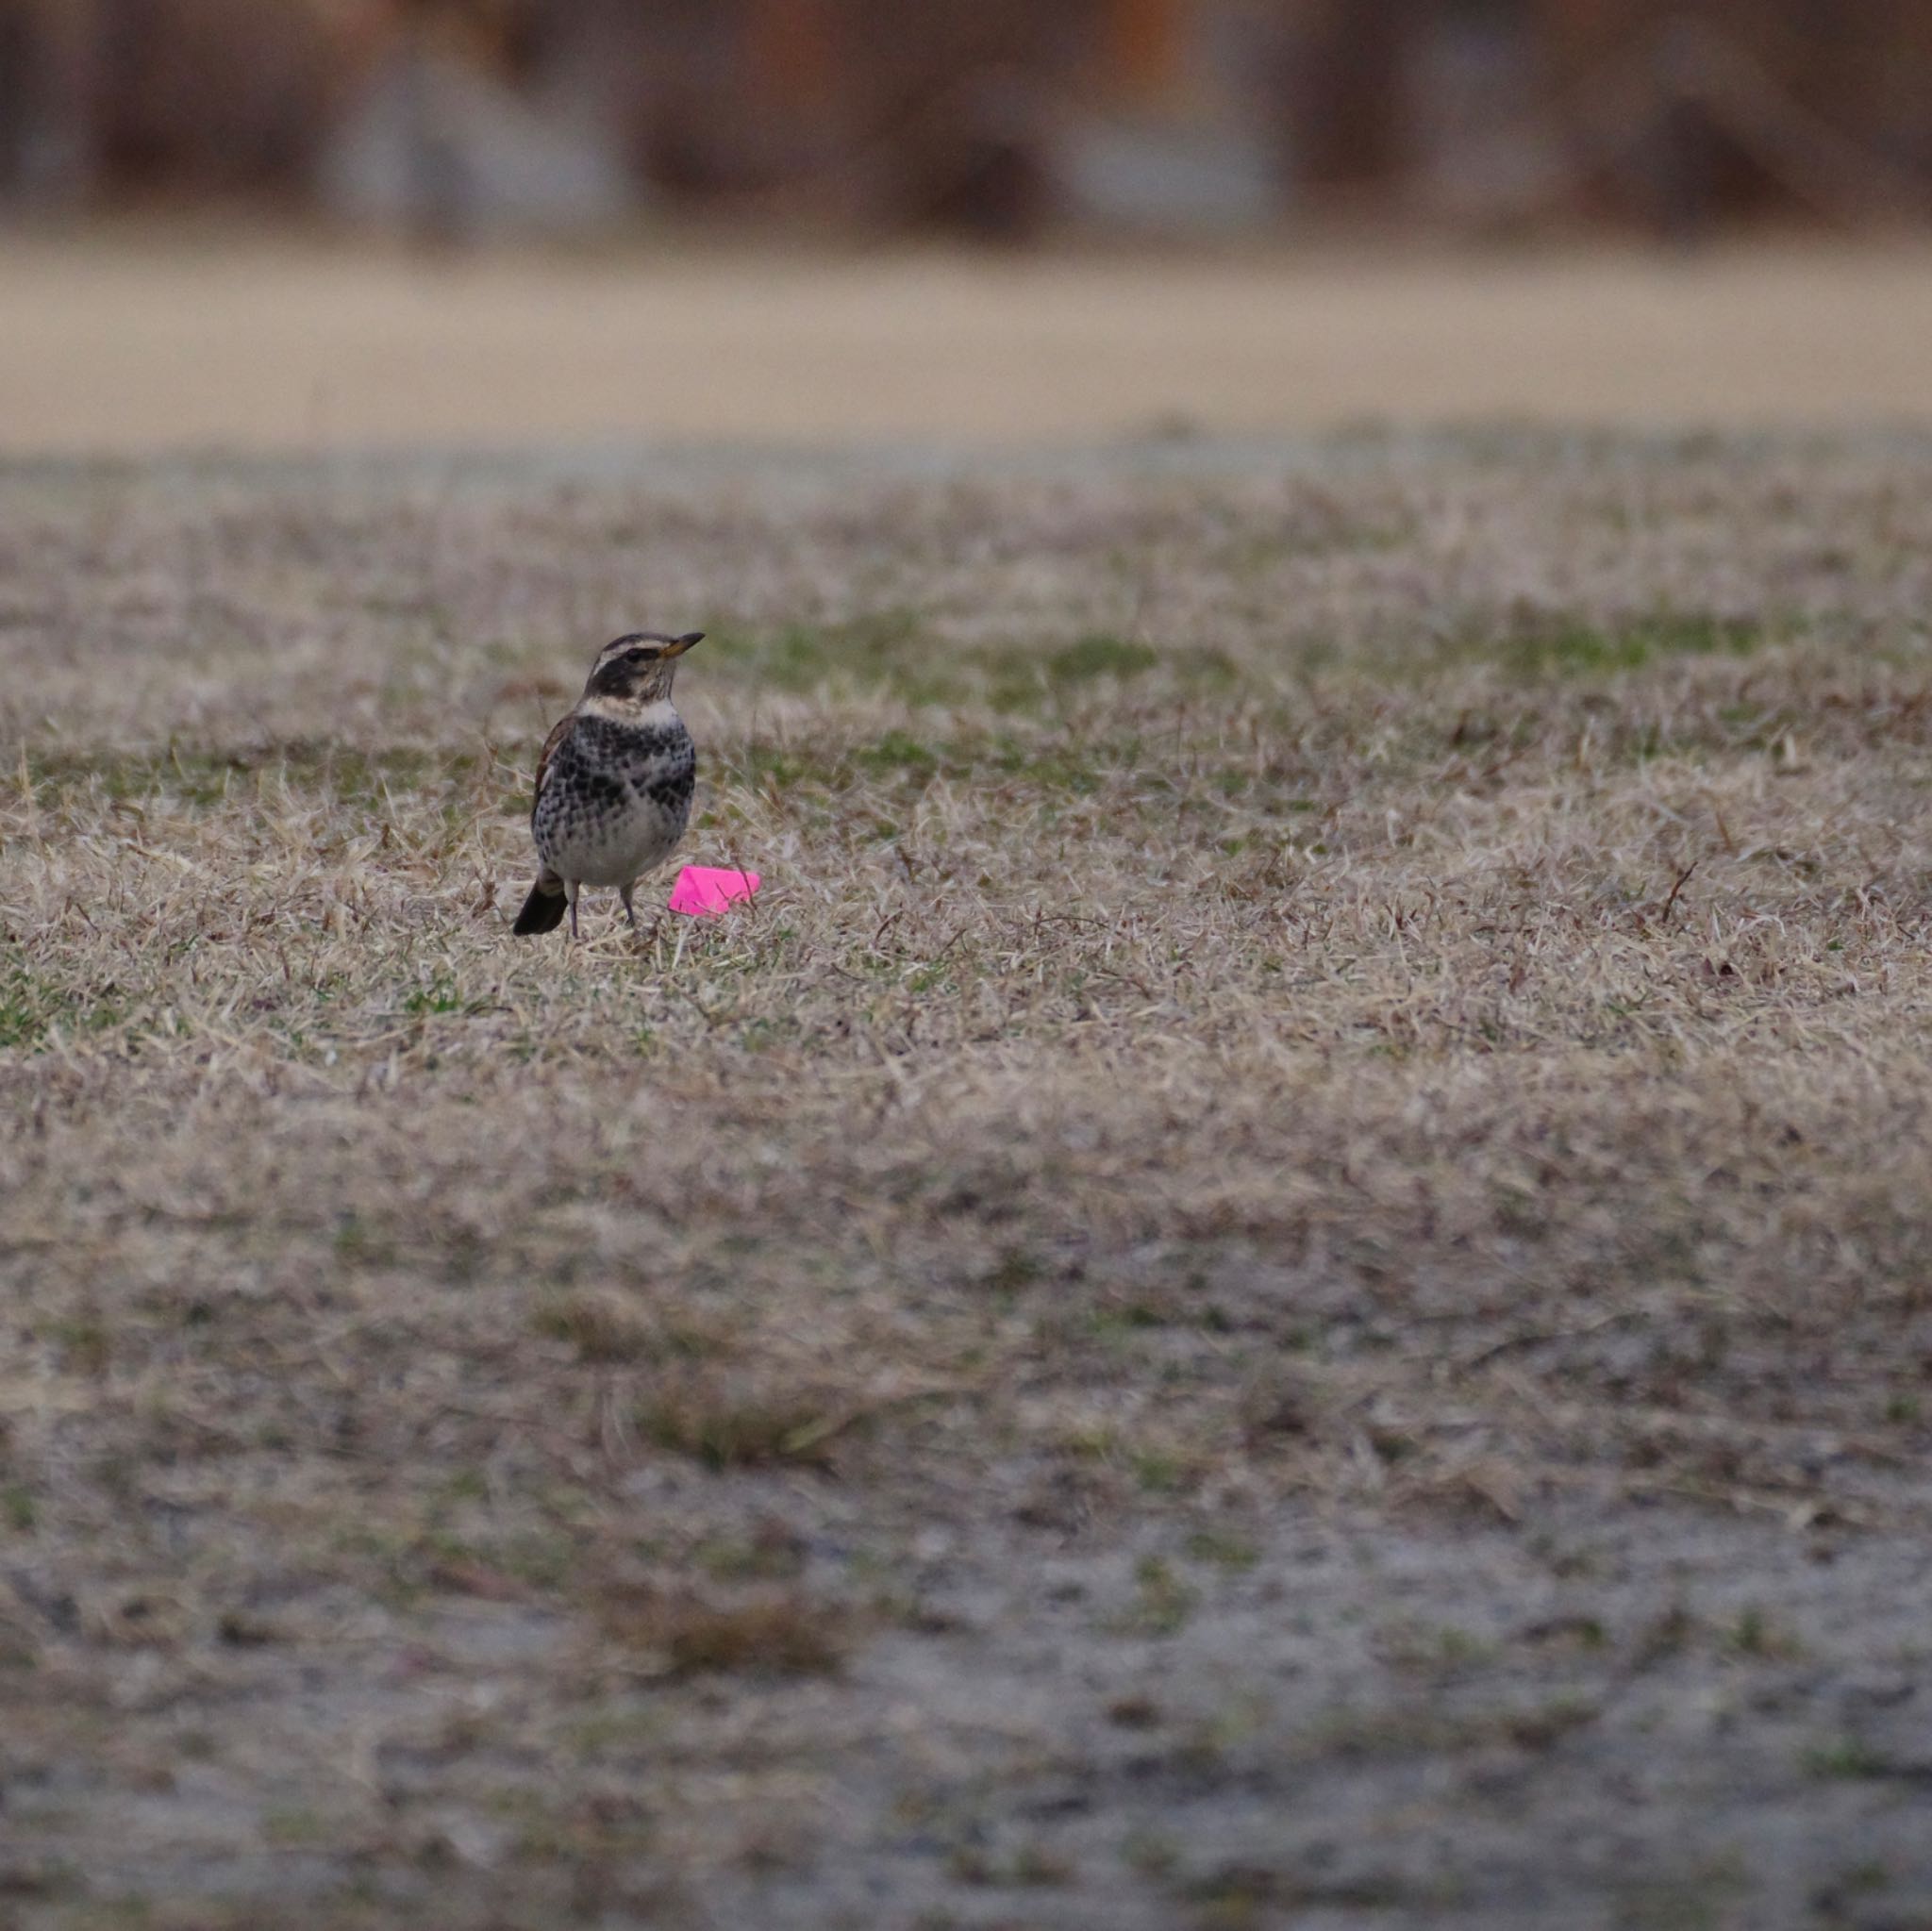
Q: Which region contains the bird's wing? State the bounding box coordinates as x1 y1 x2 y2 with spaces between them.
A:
530 713 575 826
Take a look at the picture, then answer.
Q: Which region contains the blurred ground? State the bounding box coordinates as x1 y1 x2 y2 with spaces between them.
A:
4 234 1932 453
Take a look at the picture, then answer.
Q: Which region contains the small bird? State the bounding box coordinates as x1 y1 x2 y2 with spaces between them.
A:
512 630 704 939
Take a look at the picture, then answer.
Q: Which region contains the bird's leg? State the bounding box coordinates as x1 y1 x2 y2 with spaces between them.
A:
621 883 638 930
567 881 581 941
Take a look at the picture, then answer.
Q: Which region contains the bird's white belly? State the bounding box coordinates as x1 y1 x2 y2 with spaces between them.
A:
543 807 683 888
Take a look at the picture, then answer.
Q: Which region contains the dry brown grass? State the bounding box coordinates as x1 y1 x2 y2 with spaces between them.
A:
594 1583 849 1680
5 435 1932 1923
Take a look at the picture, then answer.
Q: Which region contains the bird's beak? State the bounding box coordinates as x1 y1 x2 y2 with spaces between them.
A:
663 631 705 658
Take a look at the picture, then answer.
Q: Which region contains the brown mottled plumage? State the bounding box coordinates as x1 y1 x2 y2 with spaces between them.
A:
512 631 703 939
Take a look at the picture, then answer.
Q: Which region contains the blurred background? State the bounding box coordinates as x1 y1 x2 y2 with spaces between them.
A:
8 0 1932 241
2 0 1931 450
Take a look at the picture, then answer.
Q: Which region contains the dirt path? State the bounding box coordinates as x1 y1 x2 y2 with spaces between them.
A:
3 233 1932 453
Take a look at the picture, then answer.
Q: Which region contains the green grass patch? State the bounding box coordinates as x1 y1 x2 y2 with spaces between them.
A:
25 741 486 809
714 618 1208 712
1488 614 1763 680
709 612 951 701
1045 633 1160 684
0 964 125 1052
853 728 939 777
725 724 1148 802
1803 1736 1895 1781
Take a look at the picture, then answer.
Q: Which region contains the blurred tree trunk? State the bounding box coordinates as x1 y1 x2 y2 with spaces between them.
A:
0 0 100 205
1899 0 1932 180
744 0 837 118
394 0 469 245
1107 0 1185 105
1292 0 1412 192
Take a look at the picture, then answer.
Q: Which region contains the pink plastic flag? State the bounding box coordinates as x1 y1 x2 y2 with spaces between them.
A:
667 865 760 918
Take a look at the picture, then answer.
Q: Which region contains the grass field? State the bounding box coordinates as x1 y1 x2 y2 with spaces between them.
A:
5 432 1932 1927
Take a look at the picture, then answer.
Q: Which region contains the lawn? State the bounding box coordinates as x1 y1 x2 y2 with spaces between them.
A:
3 434 1932 1927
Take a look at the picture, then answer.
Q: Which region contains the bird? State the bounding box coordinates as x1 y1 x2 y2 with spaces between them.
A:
512 630 704 939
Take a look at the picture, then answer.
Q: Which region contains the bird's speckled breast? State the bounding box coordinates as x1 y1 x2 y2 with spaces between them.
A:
534 712 695 887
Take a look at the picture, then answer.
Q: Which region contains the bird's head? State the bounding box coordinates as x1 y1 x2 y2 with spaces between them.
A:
583 631 704 704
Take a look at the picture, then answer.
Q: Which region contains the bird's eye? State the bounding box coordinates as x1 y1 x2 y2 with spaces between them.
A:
625 648 650 664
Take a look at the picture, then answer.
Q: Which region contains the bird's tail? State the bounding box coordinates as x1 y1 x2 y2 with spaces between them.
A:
512 874 568 936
